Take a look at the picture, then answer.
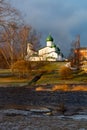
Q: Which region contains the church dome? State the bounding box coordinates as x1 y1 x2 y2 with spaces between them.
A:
46 35 54 42
51 43 56 48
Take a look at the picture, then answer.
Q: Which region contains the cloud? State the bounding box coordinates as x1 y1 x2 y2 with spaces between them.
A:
9 0 87 55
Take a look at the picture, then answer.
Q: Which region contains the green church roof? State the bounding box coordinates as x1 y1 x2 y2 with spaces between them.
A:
46 35 54 42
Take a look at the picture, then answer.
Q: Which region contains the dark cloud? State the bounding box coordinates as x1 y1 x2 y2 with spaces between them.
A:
9 0 87 56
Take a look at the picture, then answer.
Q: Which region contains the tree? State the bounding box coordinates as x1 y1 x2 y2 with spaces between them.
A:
11 60 31 78
18 25 30 59
28 29 41 51
0 0 41 68
0 48 9 68
17 25 41 60
0 0 21 29
0 0 22 67
69 35 81 69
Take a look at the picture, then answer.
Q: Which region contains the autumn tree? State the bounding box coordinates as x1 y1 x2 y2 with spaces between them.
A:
28 29 41 51
0 0 22 67
11 60 31 78
69 35 81 69
0 48 9 68
0 0 41 68
17 25 41 60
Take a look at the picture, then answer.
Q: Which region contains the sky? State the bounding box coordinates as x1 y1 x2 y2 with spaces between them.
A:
8 0 87 56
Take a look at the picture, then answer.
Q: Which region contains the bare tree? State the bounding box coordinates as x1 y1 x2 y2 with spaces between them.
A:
0 0 21 27
28 29 41 51
0 0 22 67
18 25 30 60
0 0 41 68
69 35 81 69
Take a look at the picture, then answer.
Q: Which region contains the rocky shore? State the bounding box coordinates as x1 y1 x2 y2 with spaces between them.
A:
0 86 87 129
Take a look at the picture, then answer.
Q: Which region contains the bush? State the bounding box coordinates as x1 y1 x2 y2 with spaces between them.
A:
11 60 31 78
59 66 73 79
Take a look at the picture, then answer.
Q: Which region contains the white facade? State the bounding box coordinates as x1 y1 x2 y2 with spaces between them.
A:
47 41 53 47
25 35 64 61
27 43 37 56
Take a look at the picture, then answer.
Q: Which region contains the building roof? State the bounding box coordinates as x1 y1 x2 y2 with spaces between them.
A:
46 35 54 42
51 43 56 48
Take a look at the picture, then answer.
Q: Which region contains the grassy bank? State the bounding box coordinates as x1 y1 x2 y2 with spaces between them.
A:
36 62 87 85
0 62 87 86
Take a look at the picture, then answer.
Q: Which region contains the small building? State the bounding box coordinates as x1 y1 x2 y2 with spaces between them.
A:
25 35 64 61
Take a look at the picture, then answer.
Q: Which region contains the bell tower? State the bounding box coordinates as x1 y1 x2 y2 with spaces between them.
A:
46 35 54 47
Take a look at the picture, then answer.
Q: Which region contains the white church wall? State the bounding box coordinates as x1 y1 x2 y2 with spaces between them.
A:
39 47 48 55
46 52 57 58
47 41 53 47
27 43 32 53
39 47 56 56
28 56 41 61
27 43 35 56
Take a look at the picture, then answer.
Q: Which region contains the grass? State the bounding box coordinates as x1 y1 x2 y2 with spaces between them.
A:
0 61 87 86
36 62 87 85
0 69 11 74
0 69 30 85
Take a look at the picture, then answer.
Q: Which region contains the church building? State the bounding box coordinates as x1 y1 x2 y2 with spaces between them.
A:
25 35 64 61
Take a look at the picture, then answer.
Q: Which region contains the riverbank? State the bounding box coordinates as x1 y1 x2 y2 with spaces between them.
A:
0 86 87 129
0 109 87 130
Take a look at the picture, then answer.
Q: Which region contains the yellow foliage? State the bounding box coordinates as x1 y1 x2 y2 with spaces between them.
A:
59 66 73 79
11 60 31 78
